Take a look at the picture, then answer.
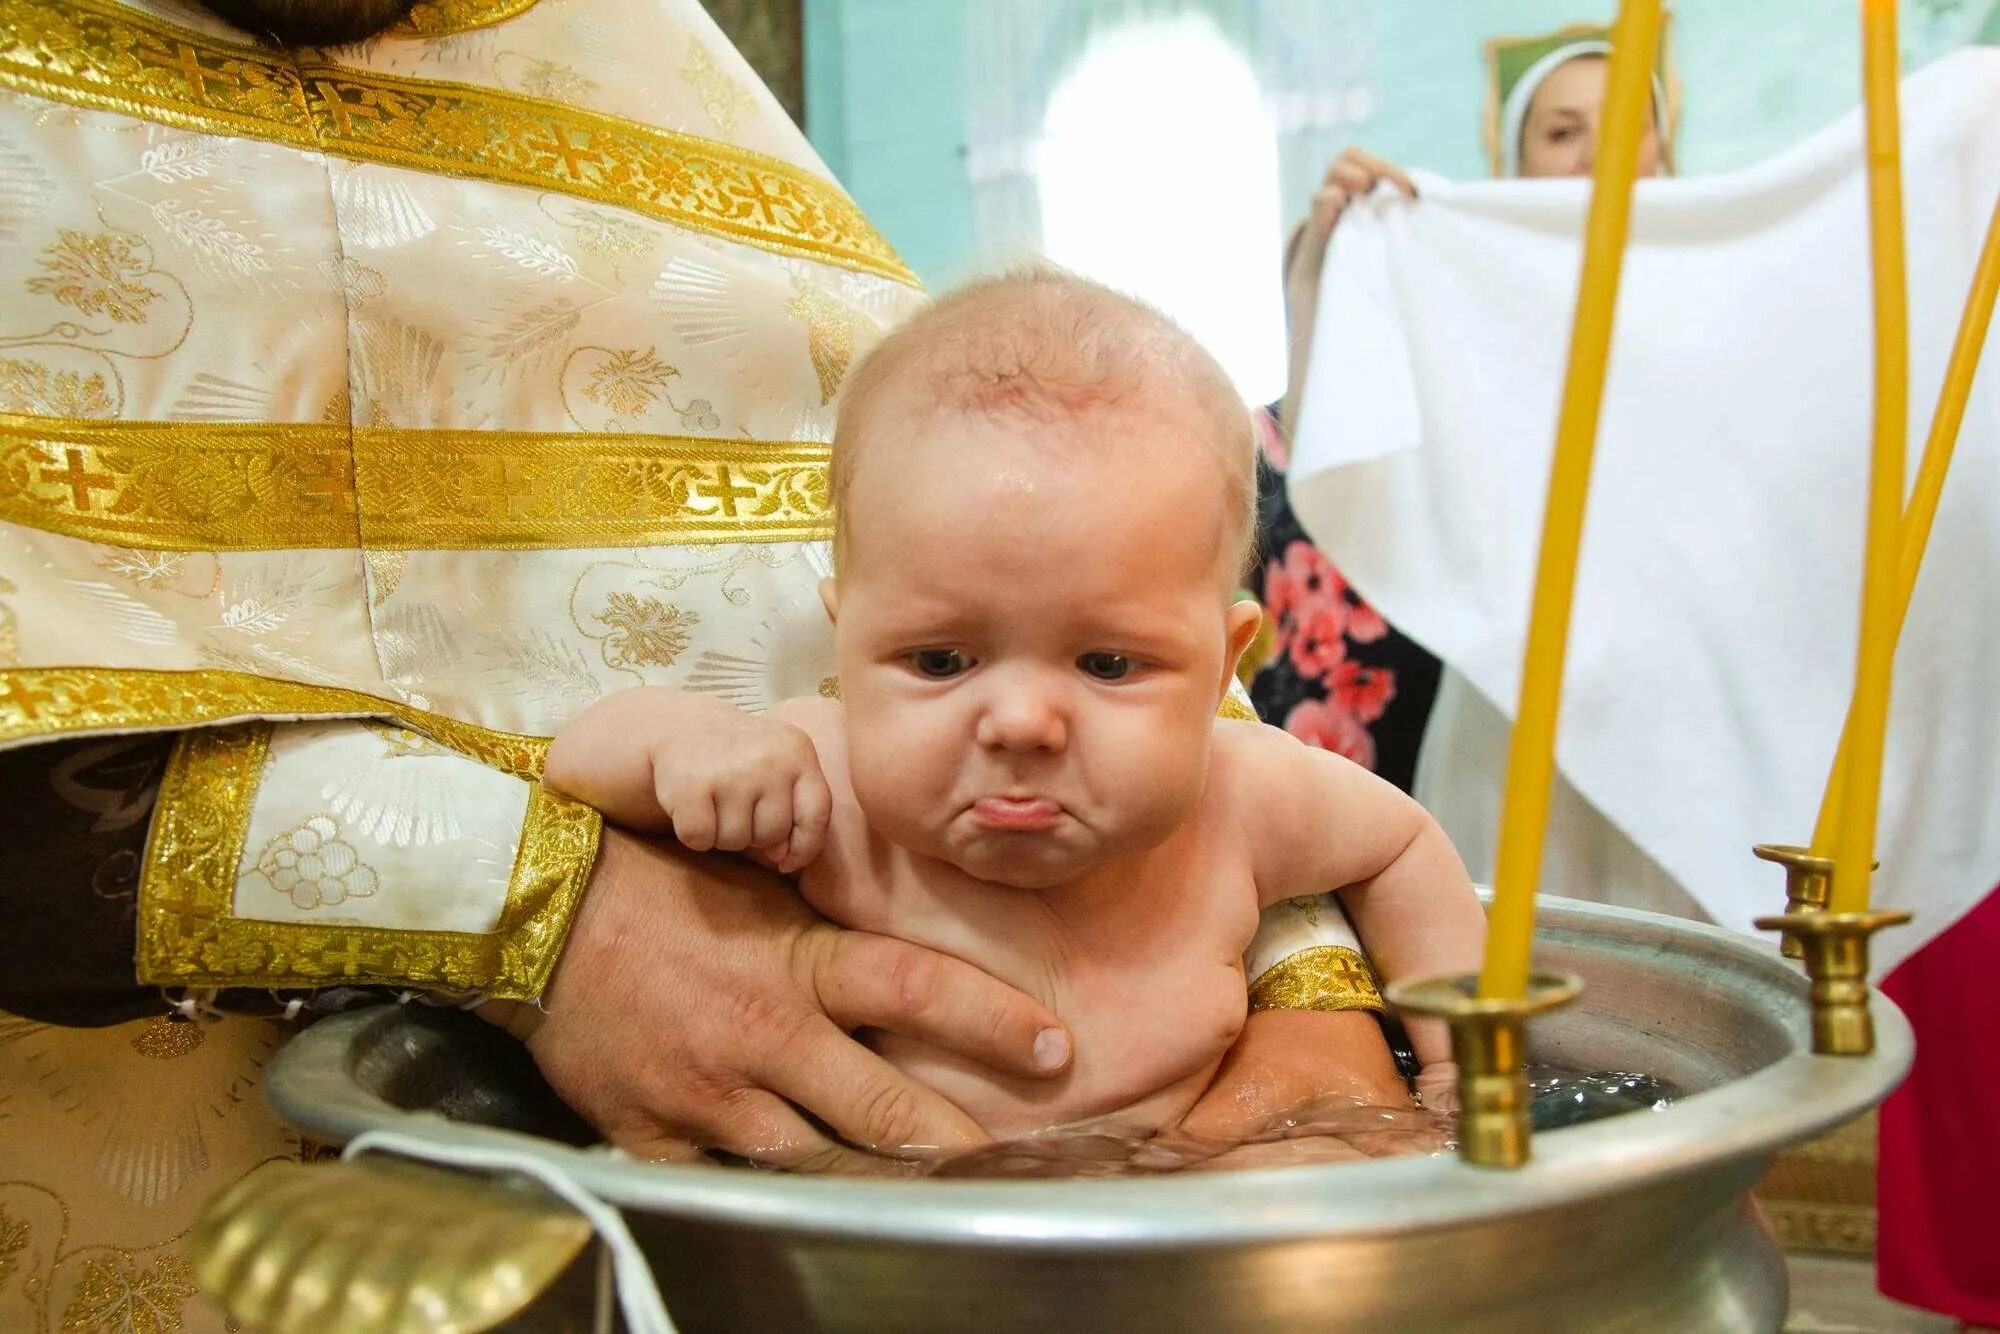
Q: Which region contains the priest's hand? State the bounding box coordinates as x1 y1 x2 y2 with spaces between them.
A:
488 826 1070 1172
1179 1008 1416 1139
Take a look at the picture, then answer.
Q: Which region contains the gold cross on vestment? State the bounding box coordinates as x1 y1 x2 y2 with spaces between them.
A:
531 124 604 181
40 447 116 510
694 464 760 517
324 935 375 976
737 172 792 227
297 450 354 511
314 79 383 138
0 676 56 721
166 40 238 101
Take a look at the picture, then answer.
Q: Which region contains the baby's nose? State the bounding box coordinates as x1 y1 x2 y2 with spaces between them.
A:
974 684 1068 754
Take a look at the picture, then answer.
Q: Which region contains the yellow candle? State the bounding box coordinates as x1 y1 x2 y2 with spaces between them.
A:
1479 0 1663 999
1809 187 2000 857
1826 0 1908 915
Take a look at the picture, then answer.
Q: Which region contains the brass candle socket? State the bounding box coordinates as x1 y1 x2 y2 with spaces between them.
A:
1386 971 1583 1169
1750 908 1911 1055
1751 843 1834 958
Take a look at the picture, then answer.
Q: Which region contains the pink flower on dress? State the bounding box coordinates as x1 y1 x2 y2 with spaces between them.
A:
1285 697 1377 769
1330 658 1396 724
1288 601 1348 680
1266 540 1345 651
1345 597 1389 643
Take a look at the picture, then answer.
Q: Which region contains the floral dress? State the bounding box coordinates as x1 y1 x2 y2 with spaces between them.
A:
1247 409 1441 794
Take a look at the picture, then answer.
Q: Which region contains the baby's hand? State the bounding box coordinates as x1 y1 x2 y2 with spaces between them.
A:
1413 1060 1460 1115
544 688 832 874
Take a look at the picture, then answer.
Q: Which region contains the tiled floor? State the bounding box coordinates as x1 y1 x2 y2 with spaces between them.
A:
1784 1254 1953 1332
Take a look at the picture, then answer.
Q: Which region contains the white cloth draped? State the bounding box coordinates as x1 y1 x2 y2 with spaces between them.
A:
1289 49 2000 975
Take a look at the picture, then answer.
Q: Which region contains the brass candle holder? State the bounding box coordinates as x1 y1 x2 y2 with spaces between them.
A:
1388 971 1582 1169
1751 843 1835 958
1751 908 1911 1055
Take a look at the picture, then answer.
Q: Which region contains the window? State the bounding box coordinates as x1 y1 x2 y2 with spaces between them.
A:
1037 15 1288 406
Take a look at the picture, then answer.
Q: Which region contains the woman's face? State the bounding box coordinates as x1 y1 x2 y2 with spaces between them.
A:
1517 54 1662 179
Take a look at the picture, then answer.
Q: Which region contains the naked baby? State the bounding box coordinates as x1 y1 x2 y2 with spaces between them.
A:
546 271 1486 1144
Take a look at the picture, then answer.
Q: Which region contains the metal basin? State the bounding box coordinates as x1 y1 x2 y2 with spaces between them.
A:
261 898 1911 1332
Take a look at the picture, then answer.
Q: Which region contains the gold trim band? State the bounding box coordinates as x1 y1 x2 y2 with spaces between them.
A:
0 665 551 775
139 722 600 997
1248 945 1385 1015
1 414 833 550
393 0 540 38
0 0 916 286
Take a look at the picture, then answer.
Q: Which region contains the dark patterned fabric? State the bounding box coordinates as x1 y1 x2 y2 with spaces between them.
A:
0 735 168 1024
0 733 398 1026
1246 410 1441 794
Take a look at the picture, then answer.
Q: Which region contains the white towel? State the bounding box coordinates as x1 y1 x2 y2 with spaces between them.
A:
1288 49 2000 975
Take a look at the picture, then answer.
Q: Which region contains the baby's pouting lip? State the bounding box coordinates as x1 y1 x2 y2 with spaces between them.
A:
968 795 1064 832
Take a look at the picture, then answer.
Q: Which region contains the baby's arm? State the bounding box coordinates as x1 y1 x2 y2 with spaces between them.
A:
1228 723 1485 1093
543 686 830 873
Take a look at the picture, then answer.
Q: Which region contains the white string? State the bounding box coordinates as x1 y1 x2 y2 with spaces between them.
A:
343 1131 675 1334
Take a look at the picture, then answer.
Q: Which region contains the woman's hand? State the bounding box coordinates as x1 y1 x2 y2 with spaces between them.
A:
1280 148 1418 435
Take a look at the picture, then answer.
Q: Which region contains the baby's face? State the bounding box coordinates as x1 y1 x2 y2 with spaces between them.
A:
827 405 1257 890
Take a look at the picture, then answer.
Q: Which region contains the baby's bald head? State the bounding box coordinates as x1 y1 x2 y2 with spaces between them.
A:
831 270 1256 585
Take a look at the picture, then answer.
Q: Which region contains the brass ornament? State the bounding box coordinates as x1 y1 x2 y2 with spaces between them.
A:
1389 971 1583 1169
192 1157 593 1334
1751 842 1835 959
1752 909 1911 1055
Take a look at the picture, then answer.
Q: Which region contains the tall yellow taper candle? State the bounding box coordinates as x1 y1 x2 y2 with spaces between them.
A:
1808 187 2000 857
1479 0 1663 999
1826 0 1908 916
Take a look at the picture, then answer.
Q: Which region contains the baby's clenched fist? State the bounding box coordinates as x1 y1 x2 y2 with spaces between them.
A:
545 686 832 874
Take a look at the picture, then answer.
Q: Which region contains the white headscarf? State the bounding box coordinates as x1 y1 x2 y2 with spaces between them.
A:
1497 37 1670 178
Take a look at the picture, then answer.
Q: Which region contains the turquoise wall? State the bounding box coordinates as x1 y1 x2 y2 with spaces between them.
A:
805 0 1999 288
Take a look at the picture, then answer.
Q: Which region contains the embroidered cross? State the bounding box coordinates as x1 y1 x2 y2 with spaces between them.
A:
39 447 116 510
298 450 355 512
462 457 538 518
314 79 383 138
530 124 604 181
694 464 760 517
1324 950 1376 991
0 676 55 721
325 935 374 976
166 40 237 101
737 172 792 226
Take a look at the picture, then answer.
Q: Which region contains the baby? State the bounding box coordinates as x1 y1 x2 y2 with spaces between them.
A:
546 272 1486 1143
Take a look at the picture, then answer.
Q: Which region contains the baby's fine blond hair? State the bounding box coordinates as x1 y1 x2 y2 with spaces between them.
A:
831 268 1258 582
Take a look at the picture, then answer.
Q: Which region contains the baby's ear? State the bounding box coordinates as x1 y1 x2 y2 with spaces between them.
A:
1222 598 1263 687
818 576 840 625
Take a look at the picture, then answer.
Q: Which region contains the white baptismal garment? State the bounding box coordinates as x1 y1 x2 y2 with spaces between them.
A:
1290 49 2000 974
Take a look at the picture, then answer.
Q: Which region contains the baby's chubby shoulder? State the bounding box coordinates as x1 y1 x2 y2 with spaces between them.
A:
1208 714 1305 773
767 693 851 775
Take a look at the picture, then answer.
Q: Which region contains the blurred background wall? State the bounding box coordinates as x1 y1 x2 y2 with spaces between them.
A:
761 1 1997 400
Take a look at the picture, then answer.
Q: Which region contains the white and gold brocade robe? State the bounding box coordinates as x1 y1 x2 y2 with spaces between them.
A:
0 1 1375 1327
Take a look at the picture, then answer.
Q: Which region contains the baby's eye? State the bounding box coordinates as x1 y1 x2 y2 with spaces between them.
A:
1078 652 1134 681
910 648 971 678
